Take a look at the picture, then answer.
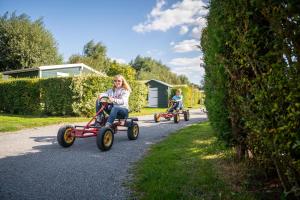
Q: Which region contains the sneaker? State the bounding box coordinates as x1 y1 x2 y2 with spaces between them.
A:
104 122 112 128
91 121 101 127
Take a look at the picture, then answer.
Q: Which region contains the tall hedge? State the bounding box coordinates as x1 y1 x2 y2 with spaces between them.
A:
200 0 232 145
202 0 300 197
40 77 74 115
0 75 148 116
170 85 201 108
0 78 41 114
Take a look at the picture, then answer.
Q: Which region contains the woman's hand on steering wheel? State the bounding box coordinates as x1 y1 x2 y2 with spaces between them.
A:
108 96 114 102
99 96 113 104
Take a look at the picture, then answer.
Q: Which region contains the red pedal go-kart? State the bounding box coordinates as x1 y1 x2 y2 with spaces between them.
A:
57 96 139 151
154 100 190 123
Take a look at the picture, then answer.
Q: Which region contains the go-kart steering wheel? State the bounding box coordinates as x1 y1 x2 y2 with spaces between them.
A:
99 96 113 104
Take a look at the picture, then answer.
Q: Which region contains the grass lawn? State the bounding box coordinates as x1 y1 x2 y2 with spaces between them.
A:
0 106 201 133
0 108 164 133
130 121 255 200
0 114 88 133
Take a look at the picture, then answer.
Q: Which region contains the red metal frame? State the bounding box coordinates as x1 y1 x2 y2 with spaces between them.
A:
157 100 187 119
70 101 129 138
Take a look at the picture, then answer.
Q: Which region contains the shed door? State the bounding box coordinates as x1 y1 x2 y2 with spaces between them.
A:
148 88 158 107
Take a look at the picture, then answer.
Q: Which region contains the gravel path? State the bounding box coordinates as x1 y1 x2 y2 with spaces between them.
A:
0 110 207 200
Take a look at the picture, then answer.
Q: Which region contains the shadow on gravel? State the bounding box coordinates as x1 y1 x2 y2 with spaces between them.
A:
0 114 207 200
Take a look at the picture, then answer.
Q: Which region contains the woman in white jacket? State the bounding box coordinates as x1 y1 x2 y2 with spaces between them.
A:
95 74 131 127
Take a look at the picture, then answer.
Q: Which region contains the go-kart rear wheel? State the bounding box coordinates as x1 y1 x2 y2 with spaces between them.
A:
154 113 161 123
174 113 180 123
97 128 114 151
57 125 75 147
184 110 190 121
127 122 139 140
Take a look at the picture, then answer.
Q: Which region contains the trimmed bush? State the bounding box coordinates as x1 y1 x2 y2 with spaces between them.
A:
40 77 74 115
202 0 300 196
170 85 201 108
0 75 148 116
0 78 41 114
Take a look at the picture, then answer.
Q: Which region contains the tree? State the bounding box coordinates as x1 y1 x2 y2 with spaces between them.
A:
69 40 110 73
0 12 62 71
106 60 136 81
130 55 190 85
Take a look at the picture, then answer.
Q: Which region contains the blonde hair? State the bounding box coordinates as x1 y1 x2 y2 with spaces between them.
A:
176 89 182 94
113 75 132 92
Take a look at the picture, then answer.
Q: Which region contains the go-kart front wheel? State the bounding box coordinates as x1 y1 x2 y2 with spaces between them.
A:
184 110 190 121
154 113 161 123
127 122 139 140
174 113 180 123
57 125 75 147
97 127 114 151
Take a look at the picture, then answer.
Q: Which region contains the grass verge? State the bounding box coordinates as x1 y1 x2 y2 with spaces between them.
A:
130 121 255 200
0 106 201 133
0 114 88 133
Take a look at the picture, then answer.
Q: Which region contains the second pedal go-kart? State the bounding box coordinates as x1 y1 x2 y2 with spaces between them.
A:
154 100 190 123
57 96 139 151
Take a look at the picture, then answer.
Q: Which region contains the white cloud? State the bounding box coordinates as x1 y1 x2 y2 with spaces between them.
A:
111 58 127 64
133 0 208 33
169 56 203 66
179 25 189 35
169 56 205 84
191 18 206 38
171 39 200 53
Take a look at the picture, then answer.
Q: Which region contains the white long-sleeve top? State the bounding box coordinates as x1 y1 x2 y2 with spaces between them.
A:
100 88 130 109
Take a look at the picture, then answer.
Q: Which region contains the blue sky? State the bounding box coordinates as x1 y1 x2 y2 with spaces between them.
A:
0 0 208 84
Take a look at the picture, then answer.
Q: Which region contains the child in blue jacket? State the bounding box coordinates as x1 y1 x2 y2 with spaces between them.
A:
168 89 183 113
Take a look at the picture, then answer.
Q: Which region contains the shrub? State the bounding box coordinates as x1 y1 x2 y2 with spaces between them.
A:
170 85 201 108
0 78 41 114
0 75 148 117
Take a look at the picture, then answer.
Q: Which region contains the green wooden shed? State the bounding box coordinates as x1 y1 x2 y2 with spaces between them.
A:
146 79 173 108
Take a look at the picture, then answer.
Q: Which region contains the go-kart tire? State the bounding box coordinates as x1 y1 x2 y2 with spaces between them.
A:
127 122 139 140
184 110 190 121
174 113 180 123
57 125 75 147
154 113 161 123
97 127 114 151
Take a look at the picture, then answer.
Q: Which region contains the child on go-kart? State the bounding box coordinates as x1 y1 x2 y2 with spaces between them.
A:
168 89 183 113
94 74 131 127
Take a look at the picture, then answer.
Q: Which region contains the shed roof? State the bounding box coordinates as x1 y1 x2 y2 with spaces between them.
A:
146 79 173 88
2 63 106 76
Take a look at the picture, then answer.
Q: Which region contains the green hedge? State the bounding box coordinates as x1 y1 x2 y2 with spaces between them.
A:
202 0 300 197
40 77 74 115
0 75 148 116
170 85 202 108
0 78 41 114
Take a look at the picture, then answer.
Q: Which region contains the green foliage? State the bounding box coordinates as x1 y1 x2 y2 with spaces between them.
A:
68 40 110 73
129 81 148 113
203 0 300 196
106 61 136 81
70 75 112 116
0 12 62 71
0 76 148 117
201 0 232 144
130 55 190 85
40 77 74 115
0 79 41 114
131 122 255 200
170 85 202 108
